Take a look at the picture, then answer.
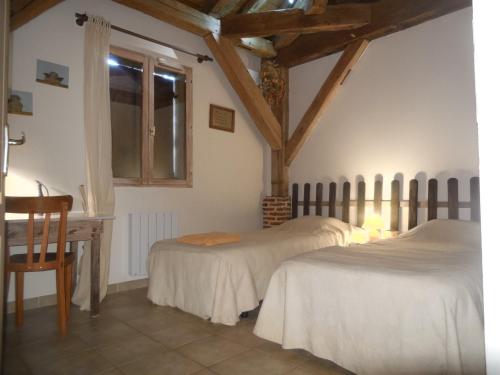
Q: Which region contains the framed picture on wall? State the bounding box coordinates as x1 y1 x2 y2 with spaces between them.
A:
209 104 235 133
36 59 69 88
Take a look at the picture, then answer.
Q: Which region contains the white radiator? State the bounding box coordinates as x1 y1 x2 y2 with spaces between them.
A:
129 212 178 277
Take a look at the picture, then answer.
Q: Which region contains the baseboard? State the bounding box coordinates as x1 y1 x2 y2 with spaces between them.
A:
6 278 149 314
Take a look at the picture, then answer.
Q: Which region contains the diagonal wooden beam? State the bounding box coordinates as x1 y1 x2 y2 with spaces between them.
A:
205 33 282 150
277 0 471 67
222 5 371 39
285 39 368 165
112 0 276 58
10 0 64 31
114 0 220 35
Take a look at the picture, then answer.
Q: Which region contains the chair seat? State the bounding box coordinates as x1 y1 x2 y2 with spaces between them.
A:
9 252 75 265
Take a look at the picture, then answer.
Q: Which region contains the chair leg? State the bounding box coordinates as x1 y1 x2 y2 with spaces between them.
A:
64 263 73 321
56 267 67 336
15 272 24 328
4 269 11 310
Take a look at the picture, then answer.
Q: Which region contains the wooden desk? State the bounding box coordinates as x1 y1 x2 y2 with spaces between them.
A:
5 213 110 317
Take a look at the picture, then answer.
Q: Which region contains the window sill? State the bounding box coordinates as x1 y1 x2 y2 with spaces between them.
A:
113 178 193 188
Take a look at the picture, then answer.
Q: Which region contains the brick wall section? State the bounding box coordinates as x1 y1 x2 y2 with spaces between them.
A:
263 196 291 228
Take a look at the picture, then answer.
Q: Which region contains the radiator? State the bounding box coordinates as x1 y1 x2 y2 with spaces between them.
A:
129 212 178 277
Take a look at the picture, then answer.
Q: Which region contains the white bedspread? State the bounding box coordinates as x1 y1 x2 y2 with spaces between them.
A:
148 217 361 325
254 219 485 374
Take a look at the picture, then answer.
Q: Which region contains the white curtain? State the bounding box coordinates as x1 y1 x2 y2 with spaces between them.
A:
72 15 115 310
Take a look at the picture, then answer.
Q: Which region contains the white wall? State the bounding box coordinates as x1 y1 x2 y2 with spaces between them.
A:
6 0 266 301
289 8 478 227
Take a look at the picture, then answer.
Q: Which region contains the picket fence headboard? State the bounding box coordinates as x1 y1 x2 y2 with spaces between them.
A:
292 177 480 231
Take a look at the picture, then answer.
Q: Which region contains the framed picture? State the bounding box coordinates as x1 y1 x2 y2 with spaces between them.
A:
209 104 235 133
8 90 33 116
36 59 69 88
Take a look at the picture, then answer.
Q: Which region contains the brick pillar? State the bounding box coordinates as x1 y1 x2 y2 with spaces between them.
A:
263 196 291 228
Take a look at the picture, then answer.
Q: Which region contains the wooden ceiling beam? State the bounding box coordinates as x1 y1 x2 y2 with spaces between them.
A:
239 37 276 58
222 5 371 39
210 0 249 17
10 0 64 31
285 39 368 165
273 0 328 49
204 33 282 150
243 0 284 14
277 0 471 67
296 0 328 15
114 0 220 35
112 0 276 57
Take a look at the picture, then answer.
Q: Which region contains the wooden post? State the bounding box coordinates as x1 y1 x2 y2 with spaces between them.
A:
390 179 400 231
357 181 365 227
262 60 289 196
342 182 350 223
428 179 438 220
315 182 323 216
408 179 418 229
292 183 299 218
328 182 336 218
448 178 459 219
303 183 311 215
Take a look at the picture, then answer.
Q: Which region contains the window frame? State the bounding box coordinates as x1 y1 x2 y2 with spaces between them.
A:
110 46 193 188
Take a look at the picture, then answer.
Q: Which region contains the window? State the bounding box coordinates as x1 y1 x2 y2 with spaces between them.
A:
108 47 192 186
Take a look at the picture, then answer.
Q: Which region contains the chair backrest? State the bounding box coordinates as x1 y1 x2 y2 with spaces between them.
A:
5 196 73 268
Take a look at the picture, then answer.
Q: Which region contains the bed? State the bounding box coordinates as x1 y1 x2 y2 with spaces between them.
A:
147 215 367 325
254 219 485 374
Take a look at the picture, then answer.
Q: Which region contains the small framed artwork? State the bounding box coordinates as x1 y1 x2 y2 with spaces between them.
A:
36 59 69 88
209 104 235 133
8 90 33 116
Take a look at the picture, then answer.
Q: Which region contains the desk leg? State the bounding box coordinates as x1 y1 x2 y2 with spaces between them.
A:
69 241 78 295
90 234 100 317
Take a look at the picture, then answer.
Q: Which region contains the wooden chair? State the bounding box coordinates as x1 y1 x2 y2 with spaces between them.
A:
5 195 74 336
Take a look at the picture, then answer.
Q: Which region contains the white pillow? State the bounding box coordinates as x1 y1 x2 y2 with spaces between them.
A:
399 219 481 250
276 215 352 235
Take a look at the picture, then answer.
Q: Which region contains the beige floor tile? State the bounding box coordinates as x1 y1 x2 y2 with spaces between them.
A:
14 335 90 367
209 348 298 375
177 336 250 367
96 368 126 375
125 313 178 334
215 324 270 348
105 304 159 321
30 349 114 375
192 369 218 375
2 353 32 375
119 350 202 375
290 356 355 375
73 319 141 347
254 346 311 367
95 334 166 365
149 319 215 349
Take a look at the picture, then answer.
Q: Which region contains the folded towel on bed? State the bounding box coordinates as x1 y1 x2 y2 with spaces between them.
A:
176 232 241 246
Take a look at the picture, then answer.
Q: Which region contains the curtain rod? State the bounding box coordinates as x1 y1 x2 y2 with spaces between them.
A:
75 13 213 63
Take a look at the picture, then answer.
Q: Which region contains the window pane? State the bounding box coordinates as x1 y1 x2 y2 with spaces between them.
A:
153 66 186 180
109 54 143 179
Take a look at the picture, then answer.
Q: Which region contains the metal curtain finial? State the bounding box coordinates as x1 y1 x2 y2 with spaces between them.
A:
75 12 88 26
74 12 213 63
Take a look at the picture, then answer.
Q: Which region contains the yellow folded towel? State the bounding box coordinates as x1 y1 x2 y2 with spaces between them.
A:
176 232 241 246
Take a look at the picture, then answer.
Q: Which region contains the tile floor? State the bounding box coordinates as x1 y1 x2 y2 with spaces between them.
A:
2 288 353 375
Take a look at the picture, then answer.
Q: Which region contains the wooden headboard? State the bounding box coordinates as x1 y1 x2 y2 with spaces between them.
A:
292 177 480 231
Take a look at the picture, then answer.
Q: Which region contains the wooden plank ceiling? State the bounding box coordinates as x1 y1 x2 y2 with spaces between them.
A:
10 0 471 65
115 0 470 67
114 0 470 66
